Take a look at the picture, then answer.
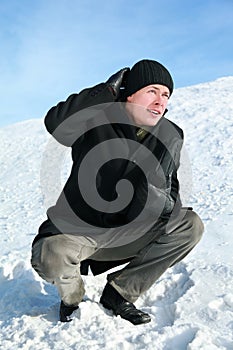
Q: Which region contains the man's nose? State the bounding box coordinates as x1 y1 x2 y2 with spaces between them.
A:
153 95 163 105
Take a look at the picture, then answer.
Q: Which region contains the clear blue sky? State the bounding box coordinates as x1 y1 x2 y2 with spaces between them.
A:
1 0 232 126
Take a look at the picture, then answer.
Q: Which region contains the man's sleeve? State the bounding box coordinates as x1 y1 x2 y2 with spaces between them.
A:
44 83 115 146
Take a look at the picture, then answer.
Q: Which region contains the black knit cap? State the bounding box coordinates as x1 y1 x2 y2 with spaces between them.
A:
124 59 174 97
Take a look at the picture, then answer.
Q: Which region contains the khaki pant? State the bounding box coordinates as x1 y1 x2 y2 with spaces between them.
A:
31 209 204 305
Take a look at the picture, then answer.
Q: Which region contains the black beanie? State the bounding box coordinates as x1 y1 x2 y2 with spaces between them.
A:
124 59 174 97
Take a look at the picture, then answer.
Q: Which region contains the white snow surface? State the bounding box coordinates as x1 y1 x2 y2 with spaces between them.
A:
1 77 233 349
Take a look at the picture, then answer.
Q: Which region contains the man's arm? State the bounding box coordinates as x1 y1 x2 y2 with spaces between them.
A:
44 84 113 136
44 68 130 144
170 170 182 207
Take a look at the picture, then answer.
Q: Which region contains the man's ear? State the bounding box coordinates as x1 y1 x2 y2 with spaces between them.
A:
127 94 133 102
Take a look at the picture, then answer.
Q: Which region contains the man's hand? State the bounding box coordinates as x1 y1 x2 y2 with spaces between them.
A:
106 68 130 98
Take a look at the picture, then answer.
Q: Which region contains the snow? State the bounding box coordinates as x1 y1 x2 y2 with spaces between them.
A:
1 76 233 349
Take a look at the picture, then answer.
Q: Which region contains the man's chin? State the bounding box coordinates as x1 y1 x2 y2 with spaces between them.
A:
145 115 162 127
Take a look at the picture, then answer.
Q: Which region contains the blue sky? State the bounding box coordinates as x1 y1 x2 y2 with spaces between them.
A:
0 0 232 126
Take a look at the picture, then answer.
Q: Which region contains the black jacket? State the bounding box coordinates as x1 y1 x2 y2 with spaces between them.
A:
33 82 183 258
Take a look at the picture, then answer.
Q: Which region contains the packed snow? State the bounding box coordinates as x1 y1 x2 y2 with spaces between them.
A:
0 77 233 349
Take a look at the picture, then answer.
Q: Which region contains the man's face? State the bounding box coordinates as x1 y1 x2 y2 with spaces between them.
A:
125 84 170 127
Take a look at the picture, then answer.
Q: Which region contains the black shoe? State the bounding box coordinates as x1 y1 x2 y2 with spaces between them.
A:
59 300 79 322
100 283 151 325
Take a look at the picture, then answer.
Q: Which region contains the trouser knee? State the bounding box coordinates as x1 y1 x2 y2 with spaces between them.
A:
31 234 94 282
31 236 67 281
187 210 204 246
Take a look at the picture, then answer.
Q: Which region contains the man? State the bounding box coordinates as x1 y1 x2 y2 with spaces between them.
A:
31 59 204 325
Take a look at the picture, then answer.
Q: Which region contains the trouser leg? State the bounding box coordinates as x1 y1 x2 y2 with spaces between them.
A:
107 210 204 303
31 234 96 306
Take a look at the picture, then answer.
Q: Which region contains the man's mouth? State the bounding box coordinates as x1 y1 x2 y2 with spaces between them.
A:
147 109 160 116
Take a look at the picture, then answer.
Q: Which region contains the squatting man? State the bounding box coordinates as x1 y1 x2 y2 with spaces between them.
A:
31 59 204 325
